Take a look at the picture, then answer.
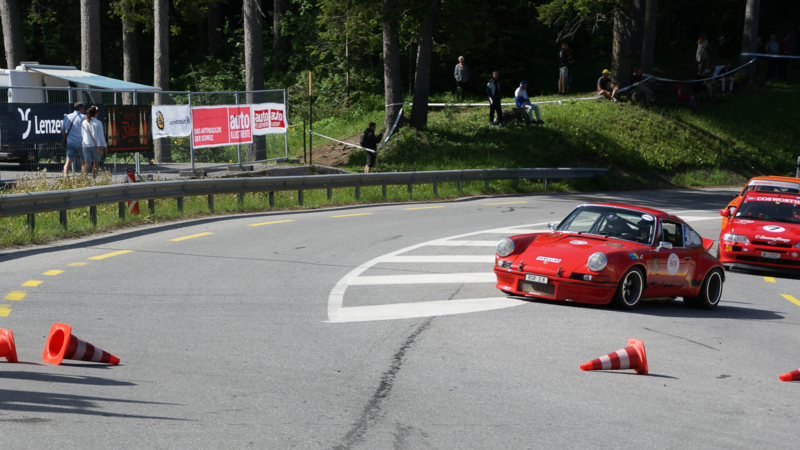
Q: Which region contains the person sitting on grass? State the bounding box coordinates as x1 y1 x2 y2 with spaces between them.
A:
631 68 654 106
718 63 735 94
597 69 618 102
361 122 382 174
514 81 544 125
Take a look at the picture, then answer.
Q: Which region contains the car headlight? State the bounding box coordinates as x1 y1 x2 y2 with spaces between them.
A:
587 252 608 272
496 238 515 257
723 233 749 244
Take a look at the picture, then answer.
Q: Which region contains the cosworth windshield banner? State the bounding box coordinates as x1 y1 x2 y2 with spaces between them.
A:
0 103 103 145
152 105 192 139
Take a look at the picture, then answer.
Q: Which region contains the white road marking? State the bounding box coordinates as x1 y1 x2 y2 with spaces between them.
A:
679 216 719 222
347 273 496 286
382 255 495 263
326 298 527 323
427 240 500 247
483 228 549 234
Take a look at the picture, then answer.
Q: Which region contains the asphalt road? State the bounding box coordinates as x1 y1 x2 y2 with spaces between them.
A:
2 188 799 449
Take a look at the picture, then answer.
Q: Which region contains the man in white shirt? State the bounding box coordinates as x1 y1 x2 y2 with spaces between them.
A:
61 102 85 178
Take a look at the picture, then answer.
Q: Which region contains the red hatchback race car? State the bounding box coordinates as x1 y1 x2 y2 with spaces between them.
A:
494 203 725 309
719 192 800 273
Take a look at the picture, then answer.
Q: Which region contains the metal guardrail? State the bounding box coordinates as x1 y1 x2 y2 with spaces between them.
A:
0 168 609 226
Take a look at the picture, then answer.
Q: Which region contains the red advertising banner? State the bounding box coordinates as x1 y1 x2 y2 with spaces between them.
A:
192 106 253 149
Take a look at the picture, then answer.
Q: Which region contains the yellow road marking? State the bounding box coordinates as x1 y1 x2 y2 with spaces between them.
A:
4 291 26 301
248 219 294 227
170 232 213 242
0 305 11 317
88 250 134 260
485 201 527 206
764 277 776 283
22 280 43 287
405 206 446 210
780 294 800 307
67 262 88 267
331 213 372 218
42 270 64 276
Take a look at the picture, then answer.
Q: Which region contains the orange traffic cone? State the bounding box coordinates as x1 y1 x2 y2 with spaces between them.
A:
42 323 120 365
580 338 649 375
0 328 18 363
779 369 800 382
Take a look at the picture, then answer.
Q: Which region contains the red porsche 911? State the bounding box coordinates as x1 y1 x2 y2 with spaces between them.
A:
494 203 725 309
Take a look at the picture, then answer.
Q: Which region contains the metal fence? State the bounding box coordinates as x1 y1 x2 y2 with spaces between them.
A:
0 85 290 174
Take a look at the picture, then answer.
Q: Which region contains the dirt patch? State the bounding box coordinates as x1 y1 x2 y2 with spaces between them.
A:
308 134 362 167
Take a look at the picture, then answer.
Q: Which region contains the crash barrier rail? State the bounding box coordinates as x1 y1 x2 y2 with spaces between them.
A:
0 167 609 229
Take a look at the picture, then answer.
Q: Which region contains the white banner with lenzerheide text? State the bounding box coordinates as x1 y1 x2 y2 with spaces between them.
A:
152 105 192 139
250 103 287 135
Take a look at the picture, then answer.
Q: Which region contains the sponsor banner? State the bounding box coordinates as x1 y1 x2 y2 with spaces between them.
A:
191 105 253 149
104 105 152 153
753 196 800 205
251 102 287 135
0 103 104 144
152 105 192 139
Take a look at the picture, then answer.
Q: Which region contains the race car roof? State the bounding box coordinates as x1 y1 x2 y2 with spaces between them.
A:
20 64 161 91
580 203 672 219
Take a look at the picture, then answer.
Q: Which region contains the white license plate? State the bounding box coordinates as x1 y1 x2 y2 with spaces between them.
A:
761 251 781 259
525 274 549 284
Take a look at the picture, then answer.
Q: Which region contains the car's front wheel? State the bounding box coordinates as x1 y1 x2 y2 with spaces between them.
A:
684 269 723 310
612 268 644 309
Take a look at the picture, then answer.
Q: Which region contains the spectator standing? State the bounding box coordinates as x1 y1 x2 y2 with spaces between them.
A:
514 81 544 125
454 56 469 102
696 34 710 72
80 106 108 179
486 71 505 126
597 69 618 101
61 102 85 178
765 34 780 80
631 68 653 106
361 122 382 173
778 34 790 80
558 42 569 95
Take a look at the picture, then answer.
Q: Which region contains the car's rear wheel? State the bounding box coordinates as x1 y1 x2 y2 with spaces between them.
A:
684 269 723 310
612 268 644 309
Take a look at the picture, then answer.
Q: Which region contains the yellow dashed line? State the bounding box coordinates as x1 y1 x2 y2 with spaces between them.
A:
780 294 800 307
331 213 372 218
0 305 11 317
4 291 26 301
22 280 43 287
170 232 213 242
88 250 134 260
405 206 446 210
67 262 88 267
764 277 776 283
485 201 527 206
248 220 294 227
42 270 64 276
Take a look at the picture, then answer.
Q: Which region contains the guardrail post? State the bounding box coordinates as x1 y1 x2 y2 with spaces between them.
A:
269 192 274 207
27 214 35 232
298 190 304 206
355 186 360 200
59 210 68 229
382 185 387 199
433 182 438 196
458 181 462 193
544 178 548 189
327 188 332 200
177 197 184 213
118 202 125 220
89 206 97 227
148 199 155 216
408 184 413 197
208 195 214 212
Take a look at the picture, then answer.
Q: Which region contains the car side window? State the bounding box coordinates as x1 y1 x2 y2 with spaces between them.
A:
660 220 684 247
683 225 702 248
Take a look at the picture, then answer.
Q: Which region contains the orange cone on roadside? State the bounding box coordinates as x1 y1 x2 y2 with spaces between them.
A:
780 369 800 382
580 338 648 375
42 323 119 365
0 328 18 363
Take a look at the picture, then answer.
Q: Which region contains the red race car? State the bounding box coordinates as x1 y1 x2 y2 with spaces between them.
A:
494 203 724 309
719 191 800 273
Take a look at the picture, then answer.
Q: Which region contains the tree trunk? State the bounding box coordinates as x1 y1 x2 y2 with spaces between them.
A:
631 0 645 55
273 0 289 72
410 1 438 129
641 0 658 74
244 0 265 161
383 0 403 133
208 0 223 58
740 0 760 82
122 15 139 105
154 0 170 163
81 0 101 74
0 0 26 69
612 5 633 88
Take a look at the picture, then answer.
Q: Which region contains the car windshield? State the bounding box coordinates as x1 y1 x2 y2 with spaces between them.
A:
557 206 656 244
735 198 800 224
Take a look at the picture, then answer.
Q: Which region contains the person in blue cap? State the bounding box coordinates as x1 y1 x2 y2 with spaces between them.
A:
514 81 544 125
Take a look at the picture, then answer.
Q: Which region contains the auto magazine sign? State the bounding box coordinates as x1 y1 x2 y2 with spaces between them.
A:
191 106 253 149
152 105 192 139
0 104 104 144
104 105 152 153
251 103 287 135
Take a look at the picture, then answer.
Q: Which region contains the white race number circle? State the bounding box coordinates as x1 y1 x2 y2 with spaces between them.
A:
763 225 785 233
667 253 680 276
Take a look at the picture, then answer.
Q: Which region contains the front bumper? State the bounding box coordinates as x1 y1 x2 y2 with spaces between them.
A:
494 268 616 305
719 246 800 273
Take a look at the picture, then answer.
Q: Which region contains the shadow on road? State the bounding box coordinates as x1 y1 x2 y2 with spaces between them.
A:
0 371 135 386
636 300 785 321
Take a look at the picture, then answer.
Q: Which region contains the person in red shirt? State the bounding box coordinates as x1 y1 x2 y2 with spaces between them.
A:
778 34 791 80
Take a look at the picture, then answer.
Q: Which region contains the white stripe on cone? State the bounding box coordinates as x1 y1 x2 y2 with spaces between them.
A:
616 349 630 369
72 340 87 360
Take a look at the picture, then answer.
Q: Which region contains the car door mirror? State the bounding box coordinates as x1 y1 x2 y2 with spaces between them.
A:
655 241 673 252
548 222 556 231
719 208 731 217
